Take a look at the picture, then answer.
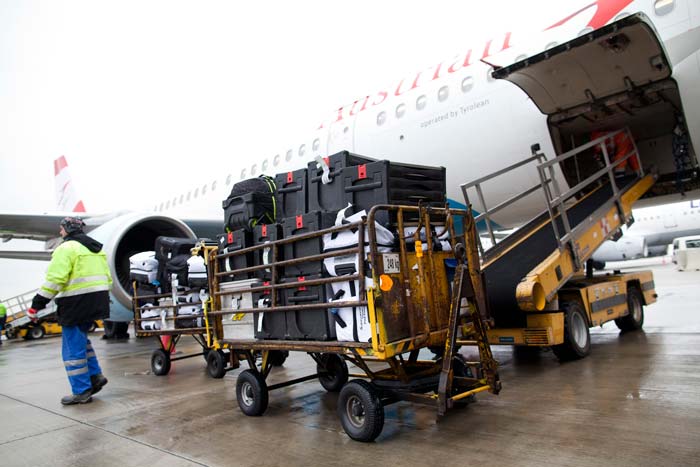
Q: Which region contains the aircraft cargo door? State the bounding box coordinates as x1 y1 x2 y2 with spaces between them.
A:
491 13 672 116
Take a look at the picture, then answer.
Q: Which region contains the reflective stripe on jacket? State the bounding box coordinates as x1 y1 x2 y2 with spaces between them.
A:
39 240 112 300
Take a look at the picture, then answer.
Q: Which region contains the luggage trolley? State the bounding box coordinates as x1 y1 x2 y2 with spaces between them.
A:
132 243 233 377
207 205 501 442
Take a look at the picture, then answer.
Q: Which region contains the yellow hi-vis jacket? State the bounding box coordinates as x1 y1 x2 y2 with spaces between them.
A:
38 240 112 301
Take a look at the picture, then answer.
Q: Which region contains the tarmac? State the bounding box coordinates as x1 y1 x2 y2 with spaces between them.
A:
0 257 699 467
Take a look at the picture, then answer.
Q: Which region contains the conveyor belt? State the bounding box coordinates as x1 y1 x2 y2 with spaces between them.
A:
482 177 637 328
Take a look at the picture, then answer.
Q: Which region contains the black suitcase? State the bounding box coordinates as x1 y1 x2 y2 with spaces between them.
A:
307 151 377 212
274 169 307 218
217 230 253 281
222 176 276 231
281 211 336 277
164 254 190 288
252 280 286 340
281 275 335 340
154 237 197 291
252 223 281 279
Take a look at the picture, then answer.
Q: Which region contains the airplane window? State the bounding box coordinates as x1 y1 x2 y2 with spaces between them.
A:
166 200 171 209
438 86 449 102
299 144 306 157
194 188 199 198
187 191 191 201
179 194 184 204
577 27 593 37
396 103 406 119
262 159 269 171
225 174 232 185
654 0 675 16
241 169 247 179
377 111 387 126
416 95 427 111
251 164 257 175
343 126 349 134
159 203 164 211
202 184 207 195
273 154 281 166
211 180 217 191
173 197 177 206
461 76 474 93
285 150 293 161
313 139 320 151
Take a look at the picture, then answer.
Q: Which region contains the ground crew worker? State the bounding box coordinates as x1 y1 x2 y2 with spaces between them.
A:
27 217 111 405
591 129 641 176
0 301 6 345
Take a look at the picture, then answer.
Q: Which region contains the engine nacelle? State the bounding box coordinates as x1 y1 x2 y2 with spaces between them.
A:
87 213 196 320
591 235 648 263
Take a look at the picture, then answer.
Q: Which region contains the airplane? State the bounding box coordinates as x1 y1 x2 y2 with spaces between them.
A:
1 0 699 337
592 197 700 262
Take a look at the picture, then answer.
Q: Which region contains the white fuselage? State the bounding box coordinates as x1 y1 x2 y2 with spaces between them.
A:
158 0 700 228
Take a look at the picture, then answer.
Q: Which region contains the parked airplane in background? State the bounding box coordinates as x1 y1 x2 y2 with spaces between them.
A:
592 198 700 261
1 1 699 334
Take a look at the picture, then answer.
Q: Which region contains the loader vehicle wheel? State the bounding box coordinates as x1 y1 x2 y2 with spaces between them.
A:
552 300 590 361
268 350 288 367
236 369 268 416
151 349 171 376
28 325 45 340
4 326 15 339
207 349 227 379
615 286 644 332
317 353 348 392
338 379 384 442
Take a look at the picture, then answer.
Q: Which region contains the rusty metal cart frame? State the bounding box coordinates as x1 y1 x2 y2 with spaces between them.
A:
206 204 500 442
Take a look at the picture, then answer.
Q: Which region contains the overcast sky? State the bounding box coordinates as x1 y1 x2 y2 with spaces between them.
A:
0 0 580 300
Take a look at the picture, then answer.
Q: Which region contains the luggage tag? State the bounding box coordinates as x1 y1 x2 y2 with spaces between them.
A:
314 155 332 184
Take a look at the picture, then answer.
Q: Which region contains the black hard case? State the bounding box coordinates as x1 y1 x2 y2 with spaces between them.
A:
274 168 308 219
307 151 377 212
217 230 253 281
252 280 285 340
281 275 334 341
154 237 197 291
280 211 336 277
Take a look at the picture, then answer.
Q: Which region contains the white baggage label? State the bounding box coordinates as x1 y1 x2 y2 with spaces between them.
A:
382 253 400 274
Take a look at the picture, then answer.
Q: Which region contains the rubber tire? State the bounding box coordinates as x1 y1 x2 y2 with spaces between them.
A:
268 350 289 367
552 300 590 361
615 286 644 332
29 325 45 340
317 353 349 392
5 326 15 339
236 369 268 416
151 349 172 376
338 379 384 442
207 349 227 379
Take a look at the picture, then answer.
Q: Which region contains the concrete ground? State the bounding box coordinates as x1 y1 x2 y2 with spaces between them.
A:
0 258 699 467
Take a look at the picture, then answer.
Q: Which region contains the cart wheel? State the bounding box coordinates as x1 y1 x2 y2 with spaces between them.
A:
151 349 172 376
615 285 644 332
552 300 590 361
337 379 384 442
318 353 348 392
268 350 289 367
202 348 210 362
207 349 227 379
236 369 268 416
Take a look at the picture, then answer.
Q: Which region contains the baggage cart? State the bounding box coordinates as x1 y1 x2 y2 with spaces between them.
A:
206 204 501 442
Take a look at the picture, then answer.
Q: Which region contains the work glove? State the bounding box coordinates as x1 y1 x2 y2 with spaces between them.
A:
27 308 38 322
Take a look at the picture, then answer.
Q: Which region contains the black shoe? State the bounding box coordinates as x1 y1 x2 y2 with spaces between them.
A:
90 374 108 395
61 390 93 405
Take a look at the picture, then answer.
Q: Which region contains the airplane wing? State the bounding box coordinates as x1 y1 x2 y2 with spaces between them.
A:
0 212 104 241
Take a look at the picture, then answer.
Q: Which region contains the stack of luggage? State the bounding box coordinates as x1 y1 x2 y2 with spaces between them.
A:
129 236 211 330
217 150 447 342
